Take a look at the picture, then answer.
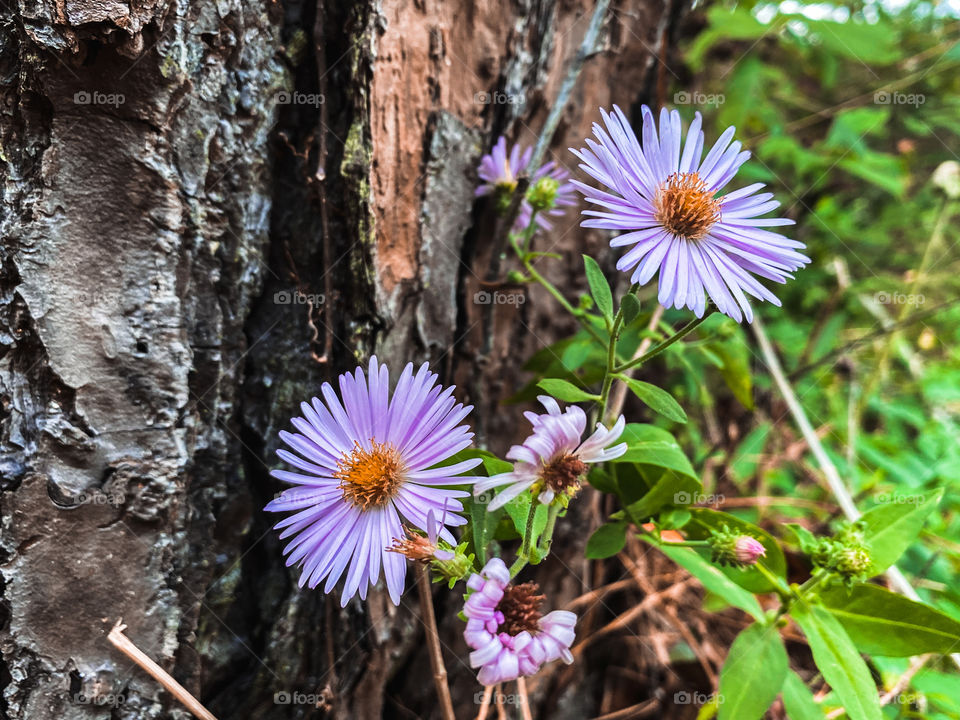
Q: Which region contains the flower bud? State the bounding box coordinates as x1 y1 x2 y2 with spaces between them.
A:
835 546 872 579
526 177 561 212
734 536 766 566
494 180 519 214
708 527 765 568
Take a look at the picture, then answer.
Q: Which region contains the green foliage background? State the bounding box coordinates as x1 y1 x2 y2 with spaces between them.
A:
671 0 960 715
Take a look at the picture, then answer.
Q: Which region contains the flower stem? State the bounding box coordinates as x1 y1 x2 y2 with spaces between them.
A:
415 564 456 720
510 503 540 578
755 561 792 600
537 504 562 555
598 308 626 422
615 311 714 373
509 211 607 346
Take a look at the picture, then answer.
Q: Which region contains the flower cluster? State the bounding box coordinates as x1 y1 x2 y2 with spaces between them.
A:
463 559 576 685
263 104 814 702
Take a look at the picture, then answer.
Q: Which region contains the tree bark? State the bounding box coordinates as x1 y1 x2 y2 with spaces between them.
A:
0 1 684 718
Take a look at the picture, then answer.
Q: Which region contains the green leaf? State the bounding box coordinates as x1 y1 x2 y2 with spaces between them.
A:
710 336 754 410
620 293 641 325
504 494 549 549
820 584 960 657
781 672 826 720
587 465 618 494
790 598 882 720
454 449 511 564
622 471 702 523
617 376 688 423
859 490 943 575
718 622 789 720
785 523 820 554
728 422 770 485
583 255 614 324
585 521 628 559
536 378 600 403
610 423 698 480
685 509 787 594
560 340 594 372
469 495 501 566
657 543 762 619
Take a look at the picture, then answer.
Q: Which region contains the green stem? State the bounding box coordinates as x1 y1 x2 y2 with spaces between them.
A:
598 308 626 422
755 562 792 600
509 501 541 578
615 311 714 373
536 504 562 556
654 539 710 548
796 568 829 600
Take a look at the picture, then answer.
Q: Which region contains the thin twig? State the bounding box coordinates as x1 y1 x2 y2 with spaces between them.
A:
588 698 658 720
107 620 218 720
416 564 456 720
475 685 494 720
516 677 534 720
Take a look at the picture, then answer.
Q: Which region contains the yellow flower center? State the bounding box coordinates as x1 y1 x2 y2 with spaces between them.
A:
335 440 406 510
653 172 721 240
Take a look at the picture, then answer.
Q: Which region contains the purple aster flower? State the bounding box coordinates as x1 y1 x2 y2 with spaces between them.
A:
463 558 577 685
571 106 810 322
476 136 577 232
474 396 626 511
265 357 480 606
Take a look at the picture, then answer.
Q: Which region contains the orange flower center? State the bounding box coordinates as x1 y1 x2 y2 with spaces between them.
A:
653 172 721 240
335 440 406 510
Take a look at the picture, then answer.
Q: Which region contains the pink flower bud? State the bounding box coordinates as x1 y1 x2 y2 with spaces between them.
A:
735 536 766 565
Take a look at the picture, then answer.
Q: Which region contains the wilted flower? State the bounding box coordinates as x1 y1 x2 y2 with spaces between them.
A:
463 558 577 685
571 106 809 322
389 507 457 563
265 357 480 606
474 396 626 511
476 136 576 231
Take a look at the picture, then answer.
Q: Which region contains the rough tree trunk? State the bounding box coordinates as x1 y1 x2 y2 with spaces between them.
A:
0 1 684 718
